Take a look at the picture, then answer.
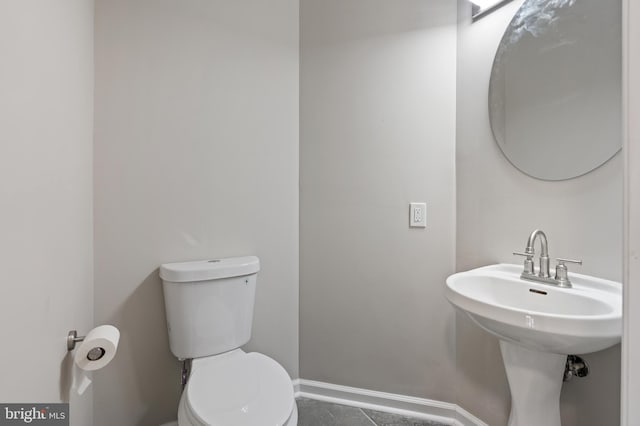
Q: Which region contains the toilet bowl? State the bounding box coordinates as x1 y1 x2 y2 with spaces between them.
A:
177 350 296 425
160 256 297 426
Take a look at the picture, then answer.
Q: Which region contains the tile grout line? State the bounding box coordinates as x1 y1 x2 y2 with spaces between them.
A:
359 408 379 426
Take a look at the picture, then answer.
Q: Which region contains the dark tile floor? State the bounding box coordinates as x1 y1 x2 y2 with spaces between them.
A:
296 398 448 426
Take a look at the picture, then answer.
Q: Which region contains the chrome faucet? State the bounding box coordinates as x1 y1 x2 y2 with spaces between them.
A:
513 229 582 288
528 229 550 278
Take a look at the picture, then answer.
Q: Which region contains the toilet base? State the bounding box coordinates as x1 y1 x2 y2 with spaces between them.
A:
169 405 296 426
287 402 298 426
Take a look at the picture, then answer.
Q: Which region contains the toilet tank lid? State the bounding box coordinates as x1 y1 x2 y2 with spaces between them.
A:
159 256 260 283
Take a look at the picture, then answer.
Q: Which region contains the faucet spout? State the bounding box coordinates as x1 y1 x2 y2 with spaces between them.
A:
514 230 580 287
526 229 550 277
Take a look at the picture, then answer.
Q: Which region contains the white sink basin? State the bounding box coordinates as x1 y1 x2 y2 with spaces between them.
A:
446 264 622 426
446 263 621 354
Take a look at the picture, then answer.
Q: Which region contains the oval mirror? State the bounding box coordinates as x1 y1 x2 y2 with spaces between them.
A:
489 0 621 181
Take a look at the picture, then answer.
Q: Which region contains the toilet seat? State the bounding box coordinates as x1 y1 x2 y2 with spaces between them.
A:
180 349 294 426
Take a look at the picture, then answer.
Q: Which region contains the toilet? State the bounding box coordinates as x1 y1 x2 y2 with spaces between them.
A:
160 256 297 426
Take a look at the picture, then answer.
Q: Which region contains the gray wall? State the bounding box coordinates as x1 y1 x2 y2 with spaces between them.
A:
456 1 623 424
0 1 94 424
623 0 640 422
300 0 458 403
93 1 299 424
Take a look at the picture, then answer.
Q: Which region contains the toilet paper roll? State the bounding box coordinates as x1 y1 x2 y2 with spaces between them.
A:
72 364 92 396
74 325 120 372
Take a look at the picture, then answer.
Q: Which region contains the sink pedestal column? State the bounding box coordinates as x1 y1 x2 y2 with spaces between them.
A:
500 340 566 426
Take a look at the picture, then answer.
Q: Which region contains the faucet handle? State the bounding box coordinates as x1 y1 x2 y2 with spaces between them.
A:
513 251 533 258
556 258 582 265
554 258 582 288
513 252 534 275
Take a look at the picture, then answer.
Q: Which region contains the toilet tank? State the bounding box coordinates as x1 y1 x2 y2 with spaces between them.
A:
159 256 259 359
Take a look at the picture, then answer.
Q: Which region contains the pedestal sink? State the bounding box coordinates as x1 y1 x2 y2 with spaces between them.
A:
445 264 621 426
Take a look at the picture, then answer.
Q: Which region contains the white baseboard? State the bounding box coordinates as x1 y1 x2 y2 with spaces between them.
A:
292 379 488 426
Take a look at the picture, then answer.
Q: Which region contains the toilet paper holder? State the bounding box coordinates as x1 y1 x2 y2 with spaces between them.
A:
67 330 85 350
67 330 107 361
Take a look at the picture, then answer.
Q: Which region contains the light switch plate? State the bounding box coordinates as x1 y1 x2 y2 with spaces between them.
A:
410 203 427 228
